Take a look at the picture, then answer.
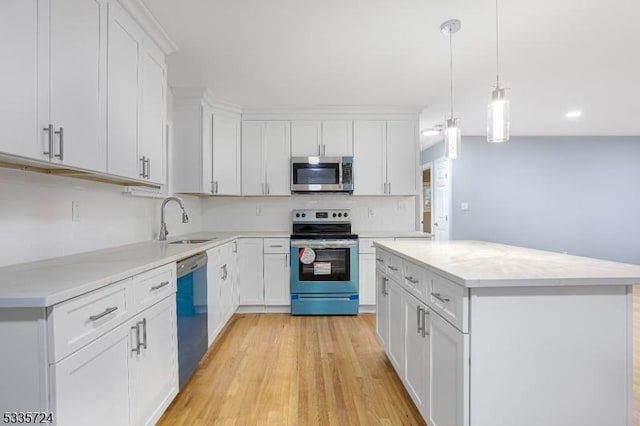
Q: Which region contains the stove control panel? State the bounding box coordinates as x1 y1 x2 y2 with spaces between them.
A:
292 209 351 223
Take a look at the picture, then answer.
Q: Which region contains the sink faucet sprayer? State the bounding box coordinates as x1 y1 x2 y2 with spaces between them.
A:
159 197 189 241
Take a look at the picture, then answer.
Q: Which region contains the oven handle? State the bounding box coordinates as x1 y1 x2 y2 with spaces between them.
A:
290 239 358 249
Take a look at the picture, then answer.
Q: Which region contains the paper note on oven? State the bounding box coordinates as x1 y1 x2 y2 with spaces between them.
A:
313 262 332 275
299 247 316 264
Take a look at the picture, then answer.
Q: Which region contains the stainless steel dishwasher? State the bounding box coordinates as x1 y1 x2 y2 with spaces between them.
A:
175 252 208 389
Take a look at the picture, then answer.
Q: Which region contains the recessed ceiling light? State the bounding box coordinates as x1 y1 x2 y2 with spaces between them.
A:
565 110 582 119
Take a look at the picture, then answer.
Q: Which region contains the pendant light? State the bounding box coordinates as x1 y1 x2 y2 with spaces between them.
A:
440 19 462 160
487 0 510 143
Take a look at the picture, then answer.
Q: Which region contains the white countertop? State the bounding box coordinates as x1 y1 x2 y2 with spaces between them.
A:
357 231 431 239
0 231 291 308
375 240 640 288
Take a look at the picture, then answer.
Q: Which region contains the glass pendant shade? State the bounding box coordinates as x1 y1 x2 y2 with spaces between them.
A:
487 87 510 143
444 117 461 159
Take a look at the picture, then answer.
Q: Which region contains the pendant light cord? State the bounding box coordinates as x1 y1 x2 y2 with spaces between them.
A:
495 0 500 88
449 31 454 119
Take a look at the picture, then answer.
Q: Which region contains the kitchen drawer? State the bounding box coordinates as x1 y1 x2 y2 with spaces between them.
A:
384 252 404 284
429 273 468 332
48 279 131 363
359 238 393 254
402 259 429 302
132 263 176 312
264 238 290 254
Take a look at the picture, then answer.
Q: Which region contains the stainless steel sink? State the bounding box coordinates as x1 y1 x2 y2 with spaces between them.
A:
168 238 216 245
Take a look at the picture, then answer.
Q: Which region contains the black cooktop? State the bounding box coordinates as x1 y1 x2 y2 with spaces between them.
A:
290 233 359 240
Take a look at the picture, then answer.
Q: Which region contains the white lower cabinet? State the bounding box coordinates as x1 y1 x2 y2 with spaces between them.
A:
207 241 239 345
50 322 131 426
403 292 430 418
358 253 376 306
427 305 469 426
238 238 265 305
207 245 223 343
264 254 290 306
128 296 178 426
375 273 390 349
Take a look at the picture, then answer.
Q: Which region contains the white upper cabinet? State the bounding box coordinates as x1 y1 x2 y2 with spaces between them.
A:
0 0 107 171
0 0 43 159
139 46 167 185
107 2 141 180
291 120 322 156
353 120 417 196
173 89 241 195
241 121 291 196
290 120 353 157
353 120 386 195
322 120 353 156
386 121 418 195
212 115 241 195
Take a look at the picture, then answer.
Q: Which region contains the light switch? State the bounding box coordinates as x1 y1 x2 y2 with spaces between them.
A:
461 202 469 211
72 201 80 221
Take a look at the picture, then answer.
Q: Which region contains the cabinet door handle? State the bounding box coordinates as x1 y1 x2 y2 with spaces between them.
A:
221 264 228 280
318 144 321 156
382 277 388 295
388 182 391 194
89 306 118 321
267 183 270 195
54 127 64 160
422 309 430 337
211 181 215 194
145 158 150 179
233 241 238 253
387 265 399 272
139 318 147 350
150 281 170 291
43 124 54 159
376 257 384 263
405 276 419 284
322 144 326 156
416 305 423 335
139 156 146 178
131 323 141 354
431 292 451 303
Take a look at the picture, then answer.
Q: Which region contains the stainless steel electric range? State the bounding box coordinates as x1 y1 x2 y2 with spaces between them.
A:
289 209 359 315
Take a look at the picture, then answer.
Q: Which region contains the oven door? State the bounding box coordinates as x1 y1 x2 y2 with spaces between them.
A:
291 157 343 192
290 239 358 294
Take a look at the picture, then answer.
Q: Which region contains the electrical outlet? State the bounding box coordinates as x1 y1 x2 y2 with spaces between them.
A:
368 208 375 217
256 206 263 216
72 201 80 222
461 202 469 211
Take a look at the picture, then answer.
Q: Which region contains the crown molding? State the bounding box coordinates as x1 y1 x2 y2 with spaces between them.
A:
171 87 243 116
118 0 178 55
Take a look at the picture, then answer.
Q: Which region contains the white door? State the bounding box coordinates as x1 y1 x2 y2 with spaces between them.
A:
264 253 291 306
428 311 469 426
50 0 106 171
50 323 130 426
433 158 451 240
404 292 430 418
322 120 353 156
107 3 141 179
353 121 386 195
386 121 418 195
0 0 46 160
139 48 166 184
206 246 222 343
129 296 178 426
387 279 404 374
241 121 265 196
358 253 376 306
213 115 241 195
238 239 265 305
376 273 390 349
264 121 291 196
291 120 321 156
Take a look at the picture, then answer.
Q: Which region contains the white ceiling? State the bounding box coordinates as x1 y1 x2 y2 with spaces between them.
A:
144 0 640 137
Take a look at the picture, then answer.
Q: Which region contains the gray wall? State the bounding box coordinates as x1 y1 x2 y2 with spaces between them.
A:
421 136 640 265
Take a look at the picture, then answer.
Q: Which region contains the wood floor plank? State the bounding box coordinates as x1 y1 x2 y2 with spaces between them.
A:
158 313 425 425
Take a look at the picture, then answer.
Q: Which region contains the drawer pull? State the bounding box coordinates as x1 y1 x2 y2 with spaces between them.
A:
376 258 384 263
405 276 419 284
387 265 399 272
269 244 284 248
89 306 118 321
150 281 170 291
431 292 451 303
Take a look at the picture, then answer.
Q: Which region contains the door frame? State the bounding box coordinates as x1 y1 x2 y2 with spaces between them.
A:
433 157 452 240
420 162 433 234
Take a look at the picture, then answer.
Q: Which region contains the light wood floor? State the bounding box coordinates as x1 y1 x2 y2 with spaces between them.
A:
158 313 424 425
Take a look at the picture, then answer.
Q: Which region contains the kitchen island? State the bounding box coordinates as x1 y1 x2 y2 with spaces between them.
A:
374 239 640 426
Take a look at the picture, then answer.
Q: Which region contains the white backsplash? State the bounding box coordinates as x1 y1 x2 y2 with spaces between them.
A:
0 168 202 267
200 194 417 232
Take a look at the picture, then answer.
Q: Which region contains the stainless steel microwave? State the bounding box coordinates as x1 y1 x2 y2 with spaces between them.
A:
290 156 353 193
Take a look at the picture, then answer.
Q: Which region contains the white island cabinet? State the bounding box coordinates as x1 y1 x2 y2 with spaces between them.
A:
375 240 640 426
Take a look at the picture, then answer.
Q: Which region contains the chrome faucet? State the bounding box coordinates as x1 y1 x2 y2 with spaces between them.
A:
159 197 189 241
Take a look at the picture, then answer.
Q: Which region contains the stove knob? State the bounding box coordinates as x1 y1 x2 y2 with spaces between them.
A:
338 213 343 217
296 213 300 218
344 212 349 217
332 213 337 218
301 213 306 218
